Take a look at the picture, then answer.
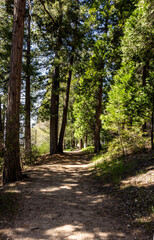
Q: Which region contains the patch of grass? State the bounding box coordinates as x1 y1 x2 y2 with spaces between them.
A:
92 155 126 185
36 142 50 155
90 130 151 185
82 146 95 154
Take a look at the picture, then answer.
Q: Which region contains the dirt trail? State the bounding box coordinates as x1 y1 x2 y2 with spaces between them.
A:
0 152 149 240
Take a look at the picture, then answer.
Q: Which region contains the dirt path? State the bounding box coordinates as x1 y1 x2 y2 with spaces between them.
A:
0 152 150 240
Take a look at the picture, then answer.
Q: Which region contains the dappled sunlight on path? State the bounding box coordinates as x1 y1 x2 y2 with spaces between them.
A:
0 152 148 240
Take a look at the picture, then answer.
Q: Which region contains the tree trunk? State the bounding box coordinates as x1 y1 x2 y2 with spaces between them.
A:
142 60 149 131
58 54 74 153
3 0 26 184
94 77 103 153
151 111 154 150
25 2 31 156
0 97 3 155
71 138 75 149
84 135 87 149
79 139 83 150
151 93 154 150
142 61 149 87
50 66 60 155
2 104 5 149
94 13 108 154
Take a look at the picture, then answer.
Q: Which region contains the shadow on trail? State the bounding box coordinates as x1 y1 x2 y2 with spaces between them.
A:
0 152 152 240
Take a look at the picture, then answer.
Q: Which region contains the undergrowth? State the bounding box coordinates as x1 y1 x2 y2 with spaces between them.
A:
81 146 95 154
90 131 151 185
90 133 153 235
22 142 50 166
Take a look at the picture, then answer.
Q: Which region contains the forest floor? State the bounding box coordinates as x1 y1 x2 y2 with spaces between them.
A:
0 151 153 240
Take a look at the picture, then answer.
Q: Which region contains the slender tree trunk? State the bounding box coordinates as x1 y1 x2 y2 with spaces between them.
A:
3 0 26 184
2 105 5 148
94 13 109 154
79 139 83 150
151 94 154 150
25 2 31 156
35 129 37 145
151 111 154 150
94 77 103 153
142 60 149 131
84 135 87 149
50 66 60 155
58 54 74 153
0 97 3 154
71 138 75 149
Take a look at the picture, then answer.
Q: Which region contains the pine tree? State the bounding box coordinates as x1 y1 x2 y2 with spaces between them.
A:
3 0 26 184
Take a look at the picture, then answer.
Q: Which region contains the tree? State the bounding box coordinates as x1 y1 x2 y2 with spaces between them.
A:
0 96 3 154
58 53 74 152
121 0 154 149
102 0 154 150
34 0 85 154
25 0 32 156
3 0 26 184
58 0 83 153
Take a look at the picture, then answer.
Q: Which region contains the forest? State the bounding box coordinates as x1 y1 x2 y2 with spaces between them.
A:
0 0 153 239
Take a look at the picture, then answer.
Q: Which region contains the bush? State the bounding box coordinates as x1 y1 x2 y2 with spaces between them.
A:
82 146 95 153
23 142 50 166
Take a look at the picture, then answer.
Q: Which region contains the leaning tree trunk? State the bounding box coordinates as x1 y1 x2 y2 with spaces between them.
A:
58 54 74 153
25 2 31 156
3 0 26 184
50 66 60 155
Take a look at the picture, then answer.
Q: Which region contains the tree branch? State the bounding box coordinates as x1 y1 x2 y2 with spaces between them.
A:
39 0 55 24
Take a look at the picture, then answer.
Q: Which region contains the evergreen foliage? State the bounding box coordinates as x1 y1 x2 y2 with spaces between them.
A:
0 0 153 183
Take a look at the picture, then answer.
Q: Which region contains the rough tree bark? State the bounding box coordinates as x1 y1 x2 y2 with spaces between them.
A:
3 0 26 184
25 1 31 156
58 54 74 153
50 66 60 155
50 1 62 155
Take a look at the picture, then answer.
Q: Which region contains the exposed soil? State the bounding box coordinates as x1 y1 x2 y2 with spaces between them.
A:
0 151 153 240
